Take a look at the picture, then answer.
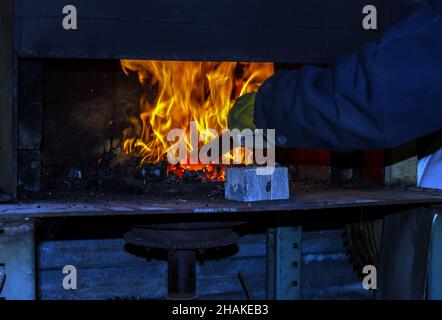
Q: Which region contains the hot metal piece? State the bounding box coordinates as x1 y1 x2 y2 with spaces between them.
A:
225 166 290 202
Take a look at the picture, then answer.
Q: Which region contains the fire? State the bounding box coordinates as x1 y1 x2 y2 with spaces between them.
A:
120 60 274 181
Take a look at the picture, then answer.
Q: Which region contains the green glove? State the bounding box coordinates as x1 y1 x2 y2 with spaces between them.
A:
228 92 257 131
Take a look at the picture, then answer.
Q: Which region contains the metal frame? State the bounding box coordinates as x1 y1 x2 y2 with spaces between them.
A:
266 226 302 300
0 0 18 196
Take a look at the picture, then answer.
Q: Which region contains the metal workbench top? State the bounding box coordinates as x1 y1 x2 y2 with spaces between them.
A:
2 185 442 218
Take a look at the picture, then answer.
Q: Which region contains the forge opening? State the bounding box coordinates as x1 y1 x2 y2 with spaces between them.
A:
18 59 379 199
37 60 276 195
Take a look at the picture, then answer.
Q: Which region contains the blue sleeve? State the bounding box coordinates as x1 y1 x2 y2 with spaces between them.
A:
254 1 442 151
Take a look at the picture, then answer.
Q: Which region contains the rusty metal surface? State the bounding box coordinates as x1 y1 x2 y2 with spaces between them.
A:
2 186 442 218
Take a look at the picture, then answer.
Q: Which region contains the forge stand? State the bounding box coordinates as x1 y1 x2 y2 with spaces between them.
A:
2 186 442 300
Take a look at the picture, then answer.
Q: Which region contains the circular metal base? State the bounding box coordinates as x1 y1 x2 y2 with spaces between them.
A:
124 222 241 250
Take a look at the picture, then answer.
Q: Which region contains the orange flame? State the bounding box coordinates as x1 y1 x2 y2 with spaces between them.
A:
120 60 274 180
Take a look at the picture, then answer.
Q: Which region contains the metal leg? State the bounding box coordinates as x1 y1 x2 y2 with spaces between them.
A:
266 226 302 300
168 250 196 299
428 208 442 299
376 207 435 300
0 220 36 300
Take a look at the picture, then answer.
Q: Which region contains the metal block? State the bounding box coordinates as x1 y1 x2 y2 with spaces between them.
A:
225 167 289 202
0 220 36 300
266 226 302 300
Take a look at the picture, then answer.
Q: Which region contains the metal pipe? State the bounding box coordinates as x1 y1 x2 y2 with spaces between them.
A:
167 250 196 299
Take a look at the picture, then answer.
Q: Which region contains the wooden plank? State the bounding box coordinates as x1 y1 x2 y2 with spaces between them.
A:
38 239 265 271
36 230 366 300
303 230 347 254
37 234 266 300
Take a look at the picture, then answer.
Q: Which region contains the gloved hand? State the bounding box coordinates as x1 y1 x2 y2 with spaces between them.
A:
228 92 257 131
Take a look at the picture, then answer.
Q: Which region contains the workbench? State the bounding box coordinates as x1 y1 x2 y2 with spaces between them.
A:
1 185 442 300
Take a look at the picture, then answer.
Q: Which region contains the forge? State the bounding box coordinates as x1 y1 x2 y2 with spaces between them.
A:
2 0 442 301
39 59 275 194
2 0 421 201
